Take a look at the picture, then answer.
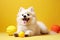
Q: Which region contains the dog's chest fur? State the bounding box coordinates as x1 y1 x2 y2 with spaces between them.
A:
18 23 41 34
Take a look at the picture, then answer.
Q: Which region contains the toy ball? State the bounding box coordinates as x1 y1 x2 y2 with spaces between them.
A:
18 31 25 38
51 25 60 33
6 25 16 36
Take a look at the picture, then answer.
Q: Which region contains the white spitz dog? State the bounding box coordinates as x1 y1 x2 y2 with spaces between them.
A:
14 7 48 37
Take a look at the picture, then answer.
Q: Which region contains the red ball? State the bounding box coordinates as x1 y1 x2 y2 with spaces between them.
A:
51 25 60 33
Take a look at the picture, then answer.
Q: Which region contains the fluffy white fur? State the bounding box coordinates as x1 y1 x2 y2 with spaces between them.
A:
15 7 48 36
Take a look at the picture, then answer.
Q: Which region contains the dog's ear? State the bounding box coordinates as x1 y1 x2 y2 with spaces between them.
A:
28 7 34 12
28 7 36 17
19 7 25 12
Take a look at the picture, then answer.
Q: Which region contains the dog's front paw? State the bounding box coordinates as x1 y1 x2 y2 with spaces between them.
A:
25 30 34 37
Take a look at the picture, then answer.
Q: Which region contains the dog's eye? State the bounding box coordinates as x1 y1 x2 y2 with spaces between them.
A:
22 14 24 16
27 14 30 16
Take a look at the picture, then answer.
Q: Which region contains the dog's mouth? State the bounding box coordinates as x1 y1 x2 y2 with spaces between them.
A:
22 18 30 22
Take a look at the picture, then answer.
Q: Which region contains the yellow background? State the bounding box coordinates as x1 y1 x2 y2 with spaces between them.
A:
0 0 60 32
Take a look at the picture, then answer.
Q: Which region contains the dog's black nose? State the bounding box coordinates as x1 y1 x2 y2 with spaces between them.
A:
24 15 26 18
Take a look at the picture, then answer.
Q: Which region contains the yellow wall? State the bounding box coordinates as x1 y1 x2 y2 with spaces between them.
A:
0 0 60 32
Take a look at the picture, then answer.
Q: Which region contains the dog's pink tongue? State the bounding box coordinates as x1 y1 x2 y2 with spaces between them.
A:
24 21 26 24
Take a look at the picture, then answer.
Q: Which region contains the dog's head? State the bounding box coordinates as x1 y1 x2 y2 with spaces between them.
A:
17 7 36 26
